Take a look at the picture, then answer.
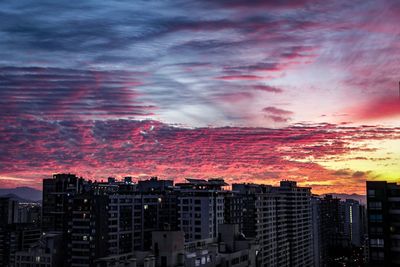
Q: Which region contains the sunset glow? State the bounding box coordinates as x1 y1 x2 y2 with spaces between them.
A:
1 0 399 194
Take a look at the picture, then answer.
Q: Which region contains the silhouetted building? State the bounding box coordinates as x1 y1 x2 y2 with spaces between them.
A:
15 232 63 267
0 197 42 266
0 197 18 226
367 181 400 266
42 173 85 232
18 202 41 224
311 196 323 267
0 223 41 267
312 195 366 266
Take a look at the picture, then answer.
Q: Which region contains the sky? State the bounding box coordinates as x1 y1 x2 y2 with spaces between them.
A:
0 0 399 194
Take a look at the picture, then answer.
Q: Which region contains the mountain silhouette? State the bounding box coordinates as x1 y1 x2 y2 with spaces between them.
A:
0 187 42 202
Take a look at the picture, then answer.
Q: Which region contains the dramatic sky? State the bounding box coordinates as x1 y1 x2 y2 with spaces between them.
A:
1 0 399 194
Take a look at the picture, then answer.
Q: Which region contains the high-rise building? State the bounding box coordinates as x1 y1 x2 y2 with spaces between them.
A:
312 195 366 267
231 181 313 267
367 181 400 266
17 202 41 224
0 197 18 226
274 181 313 267
311 196 323 267
65 176 176 266
175 179 227 242
42 173 85 232
231 183 289 267
343 199 364 247
0 197 42 267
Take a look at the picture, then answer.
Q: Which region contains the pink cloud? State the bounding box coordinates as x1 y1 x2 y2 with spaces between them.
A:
349 96 400 120
252 85 283 93
1 119 399 194
216 75 264 81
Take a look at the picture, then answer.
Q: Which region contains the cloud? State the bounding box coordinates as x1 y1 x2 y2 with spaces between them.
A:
262 107 293 115
0 66 154 120
349 96 400 120
1 0 400 194
1 119 399 194
216 75 264 81
252 85 283 93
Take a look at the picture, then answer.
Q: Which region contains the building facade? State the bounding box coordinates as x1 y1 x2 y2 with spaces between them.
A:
367 181 400 266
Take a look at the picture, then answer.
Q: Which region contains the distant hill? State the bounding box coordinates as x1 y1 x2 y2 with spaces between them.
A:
0 187 42 202
323 193 366 205
0 193 38 203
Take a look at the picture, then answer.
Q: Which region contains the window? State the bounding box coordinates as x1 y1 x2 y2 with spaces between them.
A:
368 189 376 197
370 238 384 247
369 202 382 210
371 250 384 260
370 227 383 234
231 257 240 265
370 214 383 222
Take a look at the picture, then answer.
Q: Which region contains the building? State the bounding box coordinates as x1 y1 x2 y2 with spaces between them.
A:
230 181 313 267
0 197 19 226
0 224 42 267
18 202 41 224
42 173 86 232
231 183 288 267
216 224 259 267
274 181 313 267
367 181 400 266
0 197 42 267
14 232 63 267
343 199 364 247
311 196 323 267
151 224 259 267
175 179 227 242
66 176 176 266
312 195 366 267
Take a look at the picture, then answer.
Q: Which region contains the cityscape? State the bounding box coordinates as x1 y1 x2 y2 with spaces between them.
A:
1 0 400 266
0 174 399 266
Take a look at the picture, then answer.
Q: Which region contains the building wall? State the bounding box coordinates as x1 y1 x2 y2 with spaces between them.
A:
367 181 400 266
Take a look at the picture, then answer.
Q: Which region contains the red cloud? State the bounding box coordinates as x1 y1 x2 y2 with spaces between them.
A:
1 119 399 195
349 96 400 120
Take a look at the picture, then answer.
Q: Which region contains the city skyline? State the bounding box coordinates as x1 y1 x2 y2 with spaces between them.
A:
1 0 400 194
